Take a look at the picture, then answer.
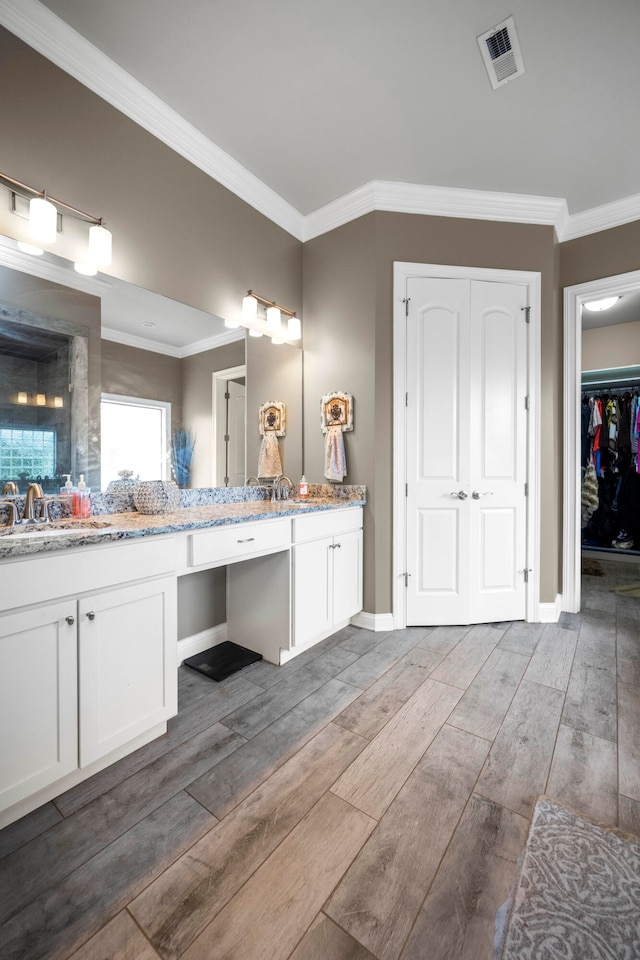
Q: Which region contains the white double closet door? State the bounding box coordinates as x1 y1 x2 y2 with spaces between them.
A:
406 276 528 625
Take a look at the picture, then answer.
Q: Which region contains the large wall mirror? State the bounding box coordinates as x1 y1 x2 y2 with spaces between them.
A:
0 239 302 494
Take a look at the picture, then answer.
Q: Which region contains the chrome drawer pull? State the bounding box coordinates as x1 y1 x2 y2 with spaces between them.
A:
236 537 256 543
86 611 96 620
65 615 75 625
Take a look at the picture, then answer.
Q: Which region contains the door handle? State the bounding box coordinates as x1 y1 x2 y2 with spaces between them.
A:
449 490 468 500
236 537 255 543
472 491 494 500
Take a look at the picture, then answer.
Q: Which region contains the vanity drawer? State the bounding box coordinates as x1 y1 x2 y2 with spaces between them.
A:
293 506 363 543
189 518 291 568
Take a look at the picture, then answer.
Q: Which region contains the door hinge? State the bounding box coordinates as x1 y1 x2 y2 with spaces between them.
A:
521 306 531 324
523 568 532 583
224 434 230 442
224 391 230 399
524 482 528 497
405 483 408 497
224 476 229 485
524 395 530 411
403 572 411 587
403 297 410 317
405 392 409 407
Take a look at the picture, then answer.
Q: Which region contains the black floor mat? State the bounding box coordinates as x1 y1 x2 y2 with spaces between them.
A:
183 641 262 681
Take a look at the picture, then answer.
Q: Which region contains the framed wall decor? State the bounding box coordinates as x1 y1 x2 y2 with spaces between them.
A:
320 391 354 433
258 400 286 437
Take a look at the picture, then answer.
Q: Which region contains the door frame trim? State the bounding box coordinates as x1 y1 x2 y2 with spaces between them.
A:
562 268 640 613
392 262 541 628
212 364 246 485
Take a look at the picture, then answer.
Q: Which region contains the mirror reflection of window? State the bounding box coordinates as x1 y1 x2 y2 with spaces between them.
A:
101 394 170 485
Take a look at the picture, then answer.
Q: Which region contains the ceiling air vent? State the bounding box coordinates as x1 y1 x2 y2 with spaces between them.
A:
477 16 525 90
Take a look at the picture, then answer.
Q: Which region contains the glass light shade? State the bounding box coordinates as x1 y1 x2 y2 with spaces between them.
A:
224 318 241 328
74 260 98 276
88 223 112 267
54 396 64 408
17 241 44 256
17 392 28 404
583 297 619 312
36 394 46 406
266 306 281 333
287 315 302 341
249 328 263 337
243 294 258 321
29 196 57 244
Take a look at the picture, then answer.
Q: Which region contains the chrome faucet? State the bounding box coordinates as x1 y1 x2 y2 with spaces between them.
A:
274 476 294 501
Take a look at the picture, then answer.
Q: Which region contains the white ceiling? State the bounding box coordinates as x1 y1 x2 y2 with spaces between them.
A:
34 0 640 218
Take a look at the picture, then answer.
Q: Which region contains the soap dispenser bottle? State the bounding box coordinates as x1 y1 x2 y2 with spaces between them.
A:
75 474 91 518
299 475 309 500
60 474 75 511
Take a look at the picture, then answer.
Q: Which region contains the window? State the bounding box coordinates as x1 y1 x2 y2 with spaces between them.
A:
101 394 170 486
0 426 56 477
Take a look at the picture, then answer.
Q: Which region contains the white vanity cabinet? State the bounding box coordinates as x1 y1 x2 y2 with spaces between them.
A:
0 537 177 825
78 576 177 766
0 601 78 812
291 507 363 651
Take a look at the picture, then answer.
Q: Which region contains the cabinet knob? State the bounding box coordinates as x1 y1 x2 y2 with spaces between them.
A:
65 615 75 625
86 611 96 621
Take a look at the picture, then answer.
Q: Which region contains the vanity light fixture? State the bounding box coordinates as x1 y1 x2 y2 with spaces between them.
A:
583 296 620 312
29 194 57 244
228 290 302 344
17 392 27 404
1 171 113 272
36 393 46 406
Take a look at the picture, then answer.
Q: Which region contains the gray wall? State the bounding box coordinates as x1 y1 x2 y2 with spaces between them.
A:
246 335 303 483
101 339 183 430
303 212 559 611
0 28 302 332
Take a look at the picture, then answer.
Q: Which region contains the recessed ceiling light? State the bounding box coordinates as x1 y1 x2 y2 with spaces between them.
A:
583 297 620 312
141 321 156 328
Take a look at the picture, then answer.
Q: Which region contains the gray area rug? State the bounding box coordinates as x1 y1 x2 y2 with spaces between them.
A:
495 796 640 959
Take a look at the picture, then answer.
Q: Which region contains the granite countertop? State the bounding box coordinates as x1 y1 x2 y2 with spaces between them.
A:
0 497 366 560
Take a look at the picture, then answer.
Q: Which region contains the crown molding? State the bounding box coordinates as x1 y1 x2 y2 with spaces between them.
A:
101 325 244 359
3 2 640 247
303 181 569 241
558 192 640 242
0 0 304 241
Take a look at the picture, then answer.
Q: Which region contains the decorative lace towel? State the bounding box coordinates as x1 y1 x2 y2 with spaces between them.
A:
257 433 282 478
324 424 346 481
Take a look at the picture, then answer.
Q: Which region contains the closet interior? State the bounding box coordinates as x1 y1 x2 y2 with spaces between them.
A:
581 366 640 555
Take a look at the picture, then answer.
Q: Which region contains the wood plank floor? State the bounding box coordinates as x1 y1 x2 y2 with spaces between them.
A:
1 558 638 960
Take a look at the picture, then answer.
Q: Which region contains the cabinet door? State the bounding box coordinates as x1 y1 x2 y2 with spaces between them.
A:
292 537 333 648
78 576 177 767
0 602 78 811
332 528 363 625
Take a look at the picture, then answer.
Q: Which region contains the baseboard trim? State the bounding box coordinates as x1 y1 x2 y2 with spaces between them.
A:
351 611 395 632
177 623 228 664
538 595 562 623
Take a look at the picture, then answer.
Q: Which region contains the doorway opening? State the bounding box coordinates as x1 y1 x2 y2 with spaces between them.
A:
563 270 640 613
212 365 246 486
